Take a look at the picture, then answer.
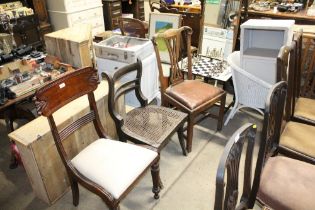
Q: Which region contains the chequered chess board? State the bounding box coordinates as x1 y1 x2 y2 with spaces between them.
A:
182 56 225 78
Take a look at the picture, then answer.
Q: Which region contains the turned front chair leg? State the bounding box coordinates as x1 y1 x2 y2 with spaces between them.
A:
177 125 187 156
186 116 194 153
151 157 161 199
217 94 226 131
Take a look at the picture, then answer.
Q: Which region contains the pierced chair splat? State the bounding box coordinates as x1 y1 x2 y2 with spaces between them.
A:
35 67 161 210
215 123 257 210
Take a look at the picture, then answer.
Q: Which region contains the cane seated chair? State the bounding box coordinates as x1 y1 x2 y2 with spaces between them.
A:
276 40 315 164
35 67 160 210
118 17 148 38
214 123 257 210
152 26 226 153
102 60 188 157
249 81 315 210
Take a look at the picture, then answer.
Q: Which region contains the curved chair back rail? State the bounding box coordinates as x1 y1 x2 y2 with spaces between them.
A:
215 123 257 210
102 60 147 128
118 17 147 38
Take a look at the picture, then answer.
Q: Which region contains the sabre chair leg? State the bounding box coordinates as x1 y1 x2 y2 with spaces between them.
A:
217 94 226 131
110 204 120 210
177 125 187 156
186 116 194 153
69 176 79 206
151 157 161 199
224 100 239 126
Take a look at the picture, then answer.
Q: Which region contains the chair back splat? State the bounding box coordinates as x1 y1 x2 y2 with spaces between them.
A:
35 67 161 209
249 81 288 207
277 33 315 127
215 123 257 210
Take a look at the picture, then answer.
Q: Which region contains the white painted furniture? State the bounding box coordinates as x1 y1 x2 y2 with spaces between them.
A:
224 51 272 126
240 19 294 84
47 0 105 35
94 36 159 106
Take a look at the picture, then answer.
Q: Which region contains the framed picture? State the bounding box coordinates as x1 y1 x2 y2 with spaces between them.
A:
149 12 182 63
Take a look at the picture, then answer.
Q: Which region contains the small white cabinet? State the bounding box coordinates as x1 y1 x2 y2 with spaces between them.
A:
47 0 105 36
240 19 294 84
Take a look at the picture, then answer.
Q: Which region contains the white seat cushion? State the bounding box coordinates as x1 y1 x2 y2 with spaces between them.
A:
71 139 158 199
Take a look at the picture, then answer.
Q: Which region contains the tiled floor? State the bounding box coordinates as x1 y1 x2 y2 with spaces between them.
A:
0 107 264 210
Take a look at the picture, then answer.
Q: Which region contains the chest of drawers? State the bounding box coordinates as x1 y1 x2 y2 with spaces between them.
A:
102 0 122 30
47 0 105 36
0 15 42 48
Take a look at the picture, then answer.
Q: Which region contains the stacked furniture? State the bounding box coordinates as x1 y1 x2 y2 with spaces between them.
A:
26 0 53 38
102 0 122 30
240 19 294 84
46 0 105 36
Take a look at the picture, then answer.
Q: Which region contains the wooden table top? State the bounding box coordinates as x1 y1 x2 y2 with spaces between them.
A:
169 4 201 13
244 8 315 23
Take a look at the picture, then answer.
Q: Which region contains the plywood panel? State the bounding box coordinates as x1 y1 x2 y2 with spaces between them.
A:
44 24 92 68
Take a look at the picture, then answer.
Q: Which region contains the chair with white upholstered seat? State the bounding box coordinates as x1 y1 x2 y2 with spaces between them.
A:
35 67 160 210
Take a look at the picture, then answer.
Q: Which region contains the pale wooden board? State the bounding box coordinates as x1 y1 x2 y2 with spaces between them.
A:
293 24 315 35
44 24 93 68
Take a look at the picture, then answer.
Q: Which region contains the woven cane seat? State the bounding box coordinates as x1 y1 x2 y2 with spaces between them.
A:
122 105 187 149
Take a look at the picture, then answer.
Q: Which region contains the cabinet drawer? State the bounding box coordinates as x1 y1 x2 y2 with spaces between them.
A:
70 6 103 25
111 9 121 17
47 0 101 12
92 25 105 35
111 1 121 10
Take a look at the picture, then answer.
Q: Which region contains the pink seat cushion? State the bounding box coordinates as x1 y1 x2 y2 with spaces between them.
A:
165 80 224 110
258 156 315 210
